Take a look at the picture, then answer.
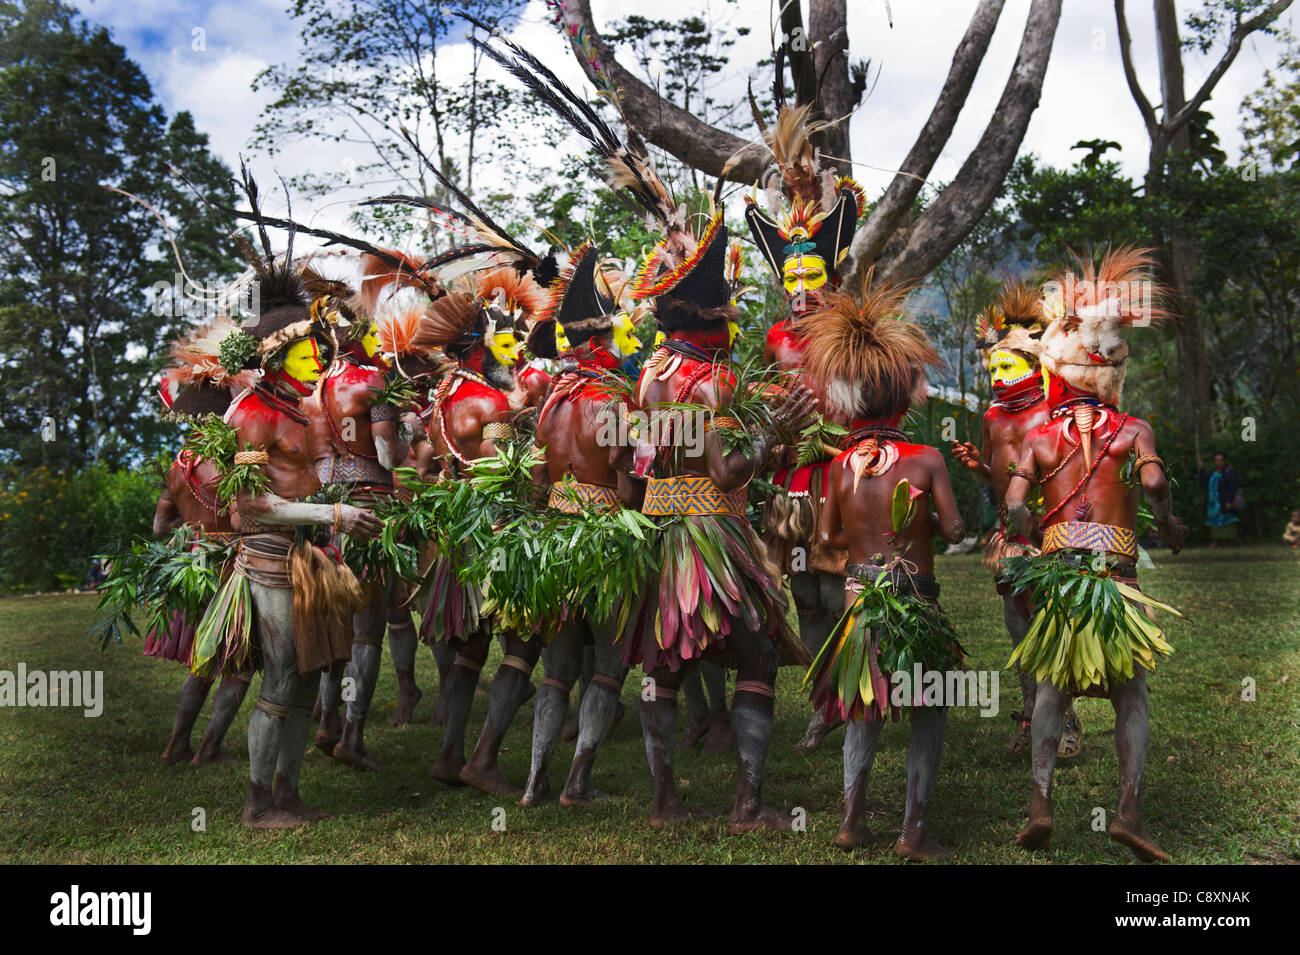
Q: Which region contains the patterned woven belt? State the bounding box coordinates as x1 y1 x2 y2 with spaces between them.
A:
316 450 388 486
547 480 621 514
641 475 747 517
1041 520 1138 560
199 530 240 547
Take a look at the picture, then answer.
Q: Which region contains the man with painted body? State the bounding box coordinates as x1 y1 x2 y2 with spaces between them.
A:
626 213 817 831
950 285 1081 757
214 260 381 829
803 280 964 860
518 245 641 807
1004 250 1185 862
309 294 411 770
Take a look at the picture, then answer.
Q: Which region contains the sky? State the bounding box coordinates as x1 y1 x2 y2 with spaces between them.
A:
69 0 1294 237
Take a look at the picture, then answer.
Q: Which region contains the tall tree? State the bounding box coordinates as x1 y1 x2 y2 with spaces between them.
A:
552 0 1063 287
253 0 540 248
0 0 236 469
1114 0 1293 451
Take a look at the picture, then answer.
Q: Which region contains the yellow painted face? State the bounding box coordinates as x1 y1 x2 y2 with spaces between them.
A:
653 330 666 349
360 321 381 360
282 337 324 383
781 253 828 295
989 347 1035 392
727 318 740 346
610 314 641 358
554 323 571 354
487 328 522 366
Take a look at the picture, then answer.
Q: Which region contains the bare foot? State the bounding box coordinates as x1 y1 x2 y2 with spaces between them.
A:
332 740 381 772
792 715 831 756
894 833 955 861
559 785 614 807
314 712 341 756
833 818 875 851
519 779 553 807
1108 816 1169 863
458 761 522 797
274 792 330 824
390 685 423 727
161 742 194 765
729 805 794 834
429 753 467 786
191 748 236 767
1015 816 1054 851
650 800 717 829
242 803 310 830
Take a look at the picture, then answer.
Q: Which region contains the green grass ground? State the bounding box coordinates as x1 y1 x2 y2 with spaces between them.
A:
1 545 1297 864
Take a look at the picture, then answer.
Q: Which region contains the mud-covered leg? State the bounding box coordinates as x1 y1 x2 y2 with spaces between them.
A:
162 674 212 764
1108 669 1167 862
699 661 733 755
244 582 309 829
895 706 953 860
460 632 539 796
680 667 710 749
430 635 488 786
792 572 845 755
315 666 343 755
561 630 628 805
729 621 790 833
1015 679 1070 851
334 642 382 771
1003 593 1035 754
561 640 596 742
834 717 884 850
520 623 582 807
641 665 710 826
192 675 249 766
273 666 329 824
429 644 455 726
387 599 421 726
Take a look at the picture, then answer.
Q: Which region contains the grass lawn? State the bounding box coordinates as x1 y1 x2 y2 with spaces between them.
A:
1 544 1297 865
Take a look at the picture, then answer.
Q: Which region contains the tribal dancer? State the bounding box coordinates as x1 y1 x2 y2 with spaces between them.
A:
407 283 524 790
627 211 817 830
308 281 411 771
192 174 381 828
150 320 254 765
950 283 1082 757
1002 248 1185 862
518 244 642 807
744 88 866 755
800 275 965 860
461 23 812 825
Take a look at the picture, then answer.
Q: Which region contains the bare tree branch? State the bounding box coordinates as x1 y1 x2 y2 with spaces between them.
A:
1114 0 1158 136
851 0 1005 267
563 0 766 181
868 0 1064 286
1168 0 1294 132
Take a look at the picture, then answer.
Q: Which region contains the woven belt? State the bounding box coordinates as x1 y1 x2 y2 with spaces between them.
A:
234 533 293 588
547 480 621 514
641 475 747 517
1041 520 1138 560
315 450 388 486
199 529 240 547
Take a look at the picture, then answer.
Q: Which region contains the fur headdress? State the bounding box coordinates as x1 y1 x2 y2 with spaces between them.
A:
797 270 940 420
1039 246 1164 406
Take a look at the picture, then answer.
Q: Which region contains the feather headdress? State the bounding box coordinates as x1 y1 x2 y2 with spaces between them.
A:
797 270 939 420
160 316 259 416
408 292 483 353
